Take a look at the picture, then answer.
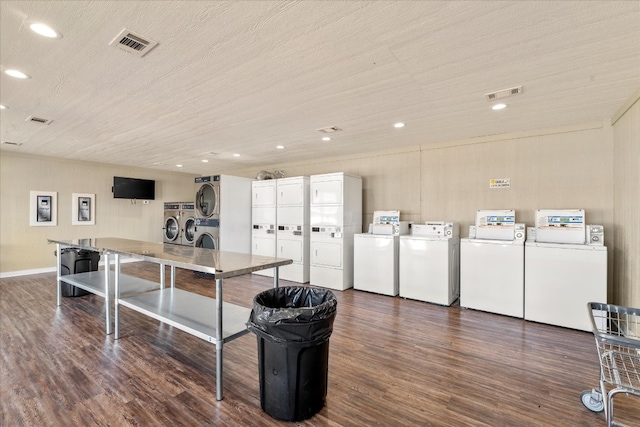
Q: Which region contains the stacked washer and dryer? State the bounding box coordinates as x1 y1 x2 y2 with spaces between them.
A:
309 172 362 290
194 175 252 252
460 209 526 318
251 176 311 282
524 209 607 331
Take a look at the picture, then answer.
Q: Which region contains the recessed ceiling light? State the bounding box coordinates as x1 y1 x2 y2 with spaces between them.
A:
202 159 209 163
393 122 405 128
233 153 240 157
276 145 285 149
0 105 7 110
4 69 31 79
322 137 331 141
29 23 62 39
176 164 183 168
492 103 507 110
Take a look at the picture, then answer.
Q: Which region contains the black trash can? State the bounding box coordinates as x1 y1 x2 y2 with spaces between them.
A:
59 248 100 297
247 286 337 422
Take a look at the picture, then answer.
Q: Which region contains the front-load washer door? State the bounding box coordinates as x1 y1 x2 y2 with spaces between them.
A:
196 183 219 218
164 217 180 242
196 233 218 249
183 218 195 244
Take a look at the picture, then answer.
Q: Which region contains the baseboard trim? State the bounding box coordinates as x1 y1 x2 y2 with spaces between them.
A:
0 258 142 279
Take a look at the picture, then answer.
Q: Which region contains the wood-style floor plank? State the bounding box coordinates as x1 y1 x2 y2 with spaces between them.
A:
1 263 638 426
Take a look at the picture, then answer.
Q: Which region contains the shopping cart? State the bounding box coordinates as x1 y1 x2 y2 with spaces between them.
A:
580 302 640 427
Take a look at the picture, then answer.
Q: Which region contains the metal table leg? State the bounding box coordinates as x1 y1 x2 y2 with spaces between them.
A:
104 252 111 335
216 277 223 401
160 263 165 289
56 243 62 307
114 254 121 340
273 266 279 289
170 265 176 289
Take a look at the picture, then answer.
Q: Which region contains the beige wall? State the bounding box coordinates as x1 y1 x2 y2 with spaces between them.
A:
1 117 633 306
612 90 640 309
233 120 617 300
0 152 197 274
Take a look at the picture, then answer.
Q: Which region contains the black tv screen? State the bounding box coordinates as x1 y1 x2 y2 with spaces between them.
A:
113 176 155 200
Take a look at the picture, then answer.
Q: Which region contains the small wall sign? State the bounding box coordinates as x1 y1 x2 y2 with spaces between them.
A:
490 178 510 188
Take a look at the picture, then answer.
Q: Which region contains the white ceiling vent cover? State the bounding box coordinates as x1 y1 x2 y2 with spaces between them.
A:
25 116 54 125
2 141 23 146
485 86 523 101
317 126 342 133
109 29 158 57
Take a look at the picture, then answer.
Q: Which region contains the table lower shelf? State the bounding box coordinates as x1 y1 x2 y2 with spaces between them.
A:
60 271 159 298
118 288 251 343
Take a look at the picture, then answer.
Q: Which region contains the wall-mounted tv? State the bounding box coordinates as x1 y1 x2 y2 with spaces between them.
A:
113 176 155 200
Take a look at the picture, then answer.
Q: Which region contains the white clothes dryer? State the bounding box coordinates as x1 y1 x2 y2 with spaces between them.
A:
163 202 181 244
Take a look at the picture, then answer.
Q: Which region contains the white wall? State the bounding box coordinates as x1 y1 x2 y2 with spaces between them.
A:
0 152 197 273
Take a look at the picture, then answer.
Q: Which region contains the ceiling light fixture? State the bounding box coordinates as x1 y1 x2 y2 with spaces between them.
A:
276 145 284 149
4 69 31 79
176 164 183 168
492 103 507 110
322 137 331 141
233 153 240 157
394 122 405 128
29 23 62 39
0 105 7 110
202 159 209 163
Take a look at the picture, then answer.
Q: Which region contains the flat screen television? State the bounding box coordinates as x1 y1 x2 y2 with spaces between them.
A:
113 176 155 200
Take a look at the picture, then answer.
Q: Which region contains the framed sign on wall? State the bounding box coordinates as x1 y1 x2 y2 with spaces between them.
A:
29 191 57 226
72 193 95 225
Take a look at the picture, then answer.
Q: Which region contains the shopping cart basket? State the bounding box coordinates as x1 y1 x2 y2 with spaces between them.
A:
580 302 640 427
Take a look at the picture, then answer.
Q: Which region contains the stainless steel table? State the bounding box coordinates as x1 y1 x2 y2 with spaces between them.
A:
48 237 292 400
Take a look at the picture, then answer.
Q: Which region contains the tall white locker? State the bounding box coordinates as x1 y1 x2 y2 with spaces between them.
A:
251 180 277 277
276 176 310 283
309 172 362 290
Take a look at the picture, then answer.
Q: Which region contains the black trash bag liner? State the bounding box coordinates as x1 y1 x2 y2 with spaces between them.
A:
247 286 337 344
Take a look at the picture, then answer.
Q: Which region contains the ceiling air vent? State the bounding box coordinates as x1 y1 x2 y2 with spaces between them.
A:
109 28 158 57
485 86 523 101
2 141 23 146
316 126 342 133
26 115 54 125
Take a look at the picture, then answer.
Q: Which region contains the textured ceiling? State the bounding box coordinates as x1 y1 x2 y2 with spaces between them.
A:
1 1 639 175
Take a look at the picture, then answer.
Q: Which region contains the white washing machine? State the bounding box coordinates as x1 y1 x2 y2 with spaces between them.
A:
194 225 219 250
524 212 607 331
163 202 181 244
460 238 524 317
399 222 460 306
310 225 359 290
353 233 399 296
180 202 195 246
460 210 525 318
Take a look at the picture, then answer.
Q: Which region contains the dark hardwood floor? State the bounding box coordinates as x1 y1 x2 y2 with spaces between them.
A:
1 263 637 426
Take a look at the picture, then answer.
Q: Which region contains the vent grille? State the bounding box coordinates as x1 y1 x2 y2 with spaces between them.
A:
485 86 523 101
26 116 54 125
2 141 23 146
109 28 158 57
317 126 342 133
